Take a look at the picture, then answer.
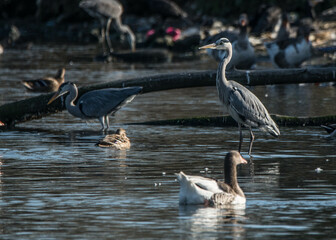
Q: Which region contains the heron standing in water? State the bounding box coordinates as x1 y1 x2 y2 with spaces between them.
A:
48 82 142 130
79 0 136 54
200 38 280 156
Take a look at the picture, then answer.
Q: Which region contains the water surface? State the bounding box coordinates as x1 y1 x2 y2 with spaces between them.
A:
0 44 335 239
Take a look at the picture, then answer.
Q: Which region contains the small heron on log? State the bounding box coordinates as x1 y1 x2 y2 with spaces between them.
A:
79 0 136 54
200 38 280 156
48 82 142 130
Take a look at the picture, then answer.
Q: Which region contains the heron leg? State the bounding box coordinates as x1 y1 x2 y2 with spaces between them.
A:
100 26 107 55
238 123 243 153
105 116 110 130
99 116 105 131
99 19 107 55
248 127 255 156
105 18 113 53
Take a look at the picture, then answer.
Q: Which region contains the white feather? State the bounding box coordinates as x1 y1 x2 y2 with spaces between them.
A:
175 171 245 205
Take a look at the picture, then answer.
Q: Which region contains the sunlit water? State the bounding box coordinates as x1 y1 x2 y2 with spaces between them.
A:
0 44 335 239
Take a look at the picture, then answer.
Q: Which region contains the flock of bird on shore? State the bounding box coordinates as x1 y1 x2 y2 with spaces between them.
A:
13 0 336 206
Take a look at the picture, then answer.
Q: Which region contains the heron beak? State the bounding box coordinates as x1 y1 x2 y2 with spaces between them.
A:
47 91 62 105
199 43 217 50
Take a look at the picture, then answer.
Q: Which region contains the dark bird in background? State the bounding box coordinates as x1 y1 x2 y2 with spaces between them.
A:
275 12 291 42
202 14 256 70
265 24 313 68
200 38 280 156
250 4 282 36
148 0 188 20
48 82 142 130
123 0 190 25
21 68 65 93
79 0 135 54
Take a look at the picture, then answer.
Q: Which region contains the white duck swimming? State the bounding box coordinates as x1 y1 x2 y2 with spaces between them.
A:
175 151 247 206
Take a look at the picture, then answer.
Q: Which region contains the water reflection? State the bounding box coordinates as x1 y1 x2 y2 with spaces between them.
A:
179 205 246 239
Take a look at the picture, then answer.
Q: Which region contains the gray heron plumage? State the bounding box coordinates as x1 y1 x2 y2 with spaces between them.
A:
48 82 142 130
200 38 280 156
79 0 135 54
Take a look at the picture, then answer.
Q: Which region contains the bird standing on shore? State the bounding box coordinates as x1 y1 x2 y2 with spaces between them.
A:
79 0 135 54
200 38 280 156
48 82 142 130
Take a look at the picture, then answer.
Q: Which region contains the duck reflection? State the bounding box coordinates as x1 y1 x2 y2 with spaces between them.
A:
179 205 246 239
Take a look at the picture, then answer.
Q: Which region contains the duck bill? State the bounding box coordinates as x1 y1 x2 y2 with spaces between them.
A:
199 43 216 50
47 91 61 105
240 156 248 164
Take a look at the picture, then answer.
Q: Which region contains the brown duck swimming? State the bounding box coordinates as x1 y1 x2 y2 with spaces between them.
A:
21 68 65 92
96 128 131 149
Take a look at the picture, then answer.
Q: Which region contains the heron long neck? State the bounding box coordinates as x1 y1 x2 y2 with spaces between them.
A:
216 45 232 98
115 17 135 50
65 85 84 118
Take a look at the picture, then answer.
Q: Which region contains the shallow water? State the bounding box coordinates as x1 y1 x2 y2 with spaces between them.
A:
0 44 335 239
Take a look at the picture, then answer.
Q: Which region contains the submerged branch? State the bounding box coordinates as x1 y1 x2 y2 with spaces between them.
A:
0 67 335 127
129 114 336 127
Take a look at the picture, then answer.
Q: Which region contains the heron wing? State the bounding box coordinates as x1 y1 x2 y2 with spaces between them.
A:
228 81 274 127
80 0 122 18
78 87 141 118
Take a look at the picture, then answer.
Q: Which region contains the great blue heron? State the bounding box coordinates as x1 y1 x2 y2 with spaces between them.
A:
264 24 312 68
175 150 247 205
203 14 255 70
21 68 65 92
200 38 280 156
48 82 142 130
96 128 130 149
79 0 135 54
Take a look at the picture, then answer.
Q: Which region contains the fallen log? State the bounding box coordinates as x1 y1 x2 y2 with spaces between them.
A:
0 67 335 127
129 114 336 127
